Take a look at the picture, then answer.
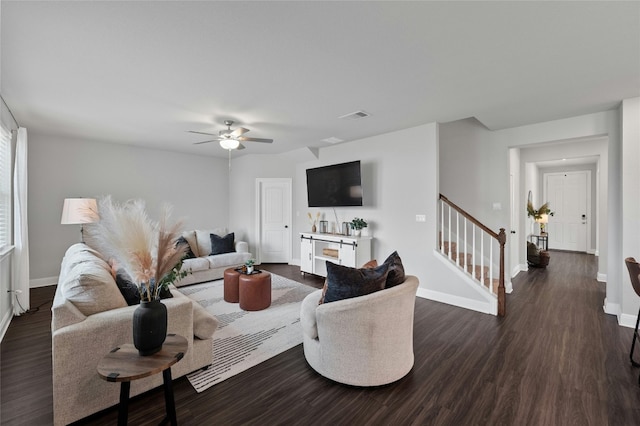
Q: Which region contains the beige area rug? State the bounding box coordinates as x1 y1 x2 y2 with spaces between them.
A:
180 273 316 393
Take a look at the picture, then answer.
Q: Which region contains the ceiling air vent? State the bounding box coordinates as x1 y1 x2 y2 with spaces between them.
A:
321 137 344 144
339 110 371 120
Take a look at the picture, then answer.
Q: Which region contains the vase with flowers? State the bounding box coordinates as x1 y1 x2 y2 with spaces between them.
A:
85 196 190 355
527 200 555 234
308 212 320 233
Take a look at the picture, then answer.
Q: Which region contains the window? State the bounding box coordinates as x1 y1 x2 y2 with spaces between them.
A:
0 125 11 250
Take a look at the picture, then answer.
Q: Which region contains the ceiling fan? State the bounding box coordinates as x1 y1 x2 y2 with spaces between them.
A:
189 120 274 150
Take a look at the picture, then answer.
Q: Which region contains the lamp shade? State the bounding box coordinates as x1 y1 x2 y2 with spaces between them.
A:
219 138 240 150
61 198 99 224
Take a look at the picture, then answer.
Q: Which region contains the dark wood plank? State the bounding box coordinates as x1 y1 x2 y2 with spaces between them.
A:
2 253 640 425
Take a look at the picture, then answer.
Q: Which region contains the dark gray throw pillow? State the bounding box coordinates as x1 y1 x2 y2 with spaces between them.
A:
322 261 389 304
210 232 235 255
115 270 173 305
176 236 196 259
383 251 405 288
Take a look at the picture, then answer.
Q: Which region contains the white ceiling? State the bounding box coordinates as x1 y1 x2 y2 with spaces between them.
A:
1 1 639 158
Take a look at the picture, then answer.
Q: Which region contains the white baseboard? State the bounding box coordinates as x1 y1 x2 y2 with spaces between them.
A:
619 313 638 329
416 287 496 316
290 258 300 267
587 249 596 255
603 298 620 316
596 272 607 283
30 276 57 288
505 280 513 294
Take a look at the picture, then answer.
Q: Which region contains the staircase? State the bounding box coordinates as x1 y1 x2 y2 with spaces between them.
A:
439 194 507 316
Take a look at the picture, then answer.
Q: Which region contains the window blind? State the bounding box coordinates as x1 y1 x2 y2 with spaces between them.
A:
0 126 11 249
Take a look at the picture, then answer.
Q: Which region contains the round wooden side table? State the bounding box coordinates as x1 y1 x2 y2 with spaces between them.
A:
97 333 188 425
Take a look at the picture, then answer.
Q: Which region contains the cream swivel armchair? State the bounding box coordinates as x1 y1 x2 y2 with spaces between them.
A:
300 275 419 386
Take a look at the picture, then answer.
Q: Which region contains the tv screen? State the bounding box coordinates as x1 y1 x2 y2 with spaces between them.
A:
306 161 363 207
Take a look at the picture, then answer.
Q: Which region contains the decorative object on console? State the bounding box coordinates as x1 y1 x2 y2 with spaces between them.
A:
84 196 189 355
319 220 328 233
526 196 554 232
60 198 99 242
307 211 320 233
350 217 368 237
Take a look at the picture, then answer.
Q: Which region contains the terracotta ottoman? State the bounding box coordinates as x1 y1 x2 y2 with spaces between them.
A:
223 268 241 303
239 271 272 311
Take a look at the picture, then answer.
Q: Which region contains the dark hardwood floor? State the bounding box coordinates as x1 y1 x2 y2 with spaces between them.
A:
2 252 640 425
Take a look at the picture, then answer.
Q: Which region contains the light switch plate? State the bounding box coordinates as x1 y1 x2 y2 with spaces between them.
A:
416 214 426 222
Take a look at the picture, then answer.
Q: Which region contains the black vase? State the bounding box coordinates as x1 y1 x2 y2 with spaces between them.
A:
132 299 167 356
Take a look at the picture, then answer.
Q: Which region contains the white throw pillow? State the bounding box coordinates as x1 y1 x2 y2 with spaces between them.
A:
195 228 227 256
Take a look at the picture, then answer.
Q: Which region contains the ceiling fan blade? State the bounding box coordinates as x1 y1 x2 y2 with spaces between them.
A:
193 139 218 145
237 143 246 150
230 127 249 137
238 137 273 143
188 130 217 136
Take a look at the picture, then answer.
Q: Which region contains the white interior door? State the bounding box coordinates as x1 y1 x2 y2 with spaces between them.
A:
544 171 589 252
256 178 291 263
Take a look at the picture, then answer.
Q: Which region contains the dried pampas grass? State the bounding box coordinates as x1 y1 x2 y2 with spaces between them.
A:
85 196 188 301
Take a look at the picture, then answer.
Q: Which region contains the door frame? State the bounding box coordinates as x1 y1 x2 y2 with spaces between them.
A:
254 178 292 264
543 170 591 252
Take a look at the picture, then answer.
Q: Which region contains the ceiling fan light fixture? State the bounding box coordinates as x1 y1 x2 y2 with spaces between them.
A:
220 138 240 150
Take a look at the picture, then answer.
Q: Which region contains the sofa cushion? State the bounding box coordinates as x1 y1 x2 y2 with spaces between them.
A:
182 257 211 272
195 228 227 257
192 300 219 339
60 261 128 316
210 232 235 255
61 250 106 278
205 251 251 269
322 261 389 304
382 251 405 288
182 230 200 258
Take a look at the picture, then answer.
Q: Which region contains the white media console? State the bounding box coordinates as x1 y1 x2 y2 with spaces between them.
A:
300 232 372 277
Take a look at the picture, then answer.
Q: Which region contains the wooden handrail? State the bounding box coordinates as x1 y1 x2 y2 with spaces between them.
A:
439 193 507 316
439 194 499 240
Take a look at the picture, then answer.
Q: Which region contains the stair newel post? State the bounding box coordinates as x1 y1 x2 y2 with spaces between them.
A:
497 228 507 317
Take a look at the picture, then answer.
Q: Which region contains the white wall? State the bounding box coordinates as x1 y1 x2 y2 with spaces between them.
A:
28 132 229 282
621 97 640 326
227 150 306 255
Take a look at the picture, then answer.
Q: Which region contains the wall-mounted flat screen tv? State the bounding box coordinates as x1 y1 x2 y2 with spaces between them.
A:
306 160 363 207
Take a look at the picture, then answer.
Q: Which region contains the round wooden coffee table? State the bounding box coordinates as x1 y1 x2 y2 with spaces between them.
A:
239 271 272 311
97 334 187 425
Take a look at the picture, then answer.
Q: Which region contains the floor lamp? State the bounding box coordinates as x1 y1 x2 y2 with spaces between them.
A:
61 198 99 242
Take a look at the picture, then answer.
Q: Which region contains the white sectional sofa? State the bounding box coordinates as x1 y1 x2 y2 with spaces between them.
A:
52 243 218 425
177 228 252 287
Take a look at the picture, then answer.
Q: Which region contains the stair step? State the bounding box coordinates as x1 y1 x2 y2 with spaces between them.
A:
441 239 499 294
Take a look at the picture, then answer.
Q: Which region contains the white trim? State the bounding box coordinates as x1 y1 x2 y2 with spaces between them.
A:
505 280 513 294
0 245 14 261
417 287 497 316
512 263 528 278
603 298 620 316
0 308 12 343
254 178 292 265
597 272 607 282
594 249 599 256
30 276 57 288
619 313 638 329
290 257 300 267
587 249 596 255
